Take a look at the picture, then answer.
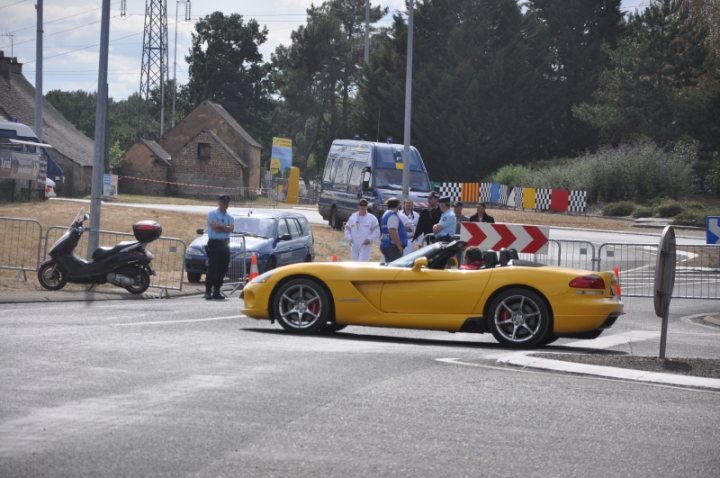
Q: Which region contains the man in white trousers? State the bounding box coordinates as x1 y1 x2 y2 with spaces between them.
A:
398 199 420 255
344 198 380 261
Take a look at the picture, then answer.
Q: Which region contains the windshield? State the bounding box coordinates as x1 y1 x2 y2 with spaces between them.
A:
373 169 431 191
72 209 85 226
386 243 443 268
232 217 276 238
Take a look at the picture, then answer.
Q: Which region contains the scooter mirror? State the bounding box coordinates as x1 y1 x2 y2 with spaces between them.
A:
196 228 205 235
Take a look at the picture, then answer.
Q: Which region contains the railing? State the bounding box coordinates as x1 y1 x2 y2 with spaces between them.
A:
597 243 720 299
0 217 43 279
43 226 186 294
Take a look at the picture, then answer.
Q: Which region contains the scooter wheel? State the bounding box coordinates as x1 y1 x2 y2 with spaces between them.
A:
125 269 150 294
37 260 67 291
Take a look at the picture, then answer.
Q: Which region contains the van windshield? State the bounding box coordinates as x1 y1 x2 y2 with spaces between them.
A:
373 147 430 191
374 168 431 191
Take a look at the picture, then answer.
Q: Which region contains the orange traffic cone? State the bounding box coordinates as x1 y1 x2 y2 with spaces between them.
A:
331 254 339 262
248 253 259 281
613 265 622 297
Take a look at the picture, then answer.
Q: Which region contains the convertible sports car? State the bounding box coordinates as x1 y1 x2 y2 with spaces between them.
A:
241 241 624 348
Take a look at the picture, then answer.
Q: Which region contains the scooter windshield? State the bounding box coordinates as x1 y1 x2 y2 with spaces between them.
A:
72 208 85 226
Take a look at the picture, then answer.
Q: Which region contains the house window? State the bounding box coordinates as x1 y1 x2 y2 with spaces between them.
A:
197 143 211 161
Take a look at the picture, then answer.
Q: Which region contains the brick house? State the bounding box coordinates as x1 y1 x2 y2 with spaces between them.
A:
120 101 262 198
0 51 94 197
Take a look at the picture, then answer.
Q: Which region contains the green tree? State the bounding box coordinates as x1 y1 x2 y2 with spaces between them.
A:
186 12 273 147
271 0 387 181
525 0 624 156
574 0 718 147
359 0 553 180
45 89 97 138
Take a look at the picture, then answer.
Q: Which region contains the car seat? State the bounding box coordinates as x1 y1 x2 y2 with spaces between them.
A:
482 251 498 269
498 249 510 266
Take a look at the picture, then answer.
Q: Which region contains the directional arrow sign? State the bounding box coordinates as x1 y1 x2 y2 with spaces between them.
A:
459 223 549 254
707 216 720 245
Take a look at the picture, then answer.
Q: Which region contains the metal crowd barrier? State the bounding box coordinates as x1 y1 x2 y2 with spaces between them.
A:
224 234 249 293
0 217 43 280
43 226 187 295
596 242 720 299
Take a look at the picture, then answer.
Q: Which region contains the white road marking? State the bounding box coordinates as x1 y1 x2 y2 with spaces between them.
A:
111 315 240 326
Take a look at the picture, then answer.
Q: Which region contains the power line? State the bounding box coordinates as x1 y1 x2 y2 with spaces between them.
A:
0 0 29 11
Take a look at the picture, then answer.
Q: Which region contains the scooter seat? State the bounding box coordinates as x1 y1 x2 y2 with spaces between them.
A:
91 241 139 261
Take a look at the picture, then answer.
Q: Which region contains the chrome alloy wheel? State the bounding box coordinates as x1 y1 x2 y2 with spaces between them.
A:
488 288 550 348
274 278 329 333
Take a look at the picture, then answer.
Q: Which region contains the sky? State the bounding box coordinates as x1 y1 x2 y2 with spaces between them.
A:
0 0 649 101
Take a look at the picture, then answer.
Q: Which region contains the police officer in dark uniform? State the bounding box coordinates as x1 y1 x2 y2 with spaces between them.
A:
205 195 235 300
413 191 442 244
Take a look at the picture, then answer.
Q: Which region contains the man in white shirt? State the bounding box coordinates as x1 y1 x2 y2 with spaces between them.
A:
398 199 421 254
344 198 380 261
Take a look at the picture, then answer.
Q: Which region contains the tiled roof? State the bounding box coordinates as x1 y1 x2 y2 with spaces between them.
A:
205 101 262 149
0 58 95 167
140 138 171 165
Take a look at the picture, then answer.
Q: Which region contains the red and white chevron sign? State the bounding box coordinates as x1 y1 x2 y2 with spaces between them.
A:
459 222 550 254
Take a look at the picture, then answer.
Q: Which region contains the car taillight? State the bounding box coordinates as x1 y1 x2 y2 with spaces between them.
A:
569 275 605 289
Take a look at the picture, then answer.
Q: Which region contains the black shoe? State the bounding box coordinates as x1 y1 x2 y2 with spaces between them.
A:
204 291 212 300
212 292 227 300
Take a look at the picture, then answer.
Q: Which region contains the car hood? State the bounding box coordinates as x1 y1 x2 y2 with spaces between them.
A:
188 234 274 253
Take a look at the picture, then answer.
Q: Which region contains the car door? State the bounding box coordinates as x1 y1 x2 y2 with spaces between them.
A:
273 218 295 266
285 217 307 263
379 267 492 315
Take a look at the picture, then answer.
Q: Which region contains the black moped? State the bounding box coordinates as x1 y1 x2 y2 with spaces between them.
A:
37 209 161 294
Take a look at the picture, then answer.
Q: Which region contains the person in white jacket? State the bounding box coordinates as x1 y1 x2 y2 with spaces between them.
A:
344 198 380 261
398 199 421 255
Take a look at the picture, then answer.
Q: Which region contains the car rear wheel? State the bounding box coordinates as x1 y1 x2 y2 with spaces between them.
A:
487 288 551 348
273 278 330 334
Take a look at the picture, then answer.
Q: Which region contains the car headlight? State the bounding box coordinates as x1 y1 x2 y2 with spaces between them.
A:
251 271 273 284
186 247 205 257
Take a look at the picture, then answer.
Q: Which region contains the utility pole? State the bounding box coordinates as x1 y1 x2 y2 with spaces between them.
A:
401 0 414 201
364 0 370 65
34 0 43 142
172 0 191 128
88 0 111 256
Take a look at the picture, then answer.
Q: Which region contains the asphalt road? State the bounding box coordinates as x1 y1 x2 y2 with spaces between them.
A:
1 296 718 477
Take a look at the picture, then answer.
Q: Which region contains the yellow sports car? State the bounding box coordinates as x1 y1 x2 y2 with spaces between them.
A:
241 241 624 348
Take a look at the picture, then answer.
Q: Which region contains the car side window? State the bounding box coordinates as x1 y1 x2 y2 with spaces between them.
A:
287 218 303 238
277 218 290 237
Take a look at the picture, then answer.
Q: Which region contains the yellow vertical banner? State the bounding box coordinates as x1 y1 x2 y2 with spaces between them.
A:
286 166 300 204
522 187 536 209
271 137 293 175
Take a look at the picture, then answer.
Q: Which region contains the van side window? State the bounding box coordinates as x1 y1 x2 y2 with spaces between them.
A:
323 155 336 182
348 161 363 194
333 158 350 189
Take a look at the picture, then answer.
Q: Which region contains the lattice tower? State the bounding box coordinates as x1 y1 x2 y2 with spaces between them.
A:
138 0 169 138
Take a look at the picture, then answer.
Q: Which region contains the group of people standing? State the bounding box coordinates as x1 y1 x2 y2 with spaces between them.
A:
343 191 495 263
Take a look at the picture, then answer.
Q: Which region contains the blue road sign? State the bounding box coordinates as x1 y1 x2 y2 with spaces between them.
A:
707 216 720 244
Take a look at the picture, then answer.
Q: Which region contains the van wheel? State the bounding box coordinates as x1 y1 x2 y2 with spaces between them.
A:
329 208 342 230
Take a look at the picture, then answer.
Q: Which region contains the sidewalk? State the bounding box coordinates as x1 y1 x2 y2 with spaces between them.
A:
0 283 206 303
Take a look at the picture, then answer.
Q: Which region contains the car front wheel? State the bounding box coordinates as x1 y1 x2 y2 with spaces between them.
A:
273 278 330 334
487 288 551 348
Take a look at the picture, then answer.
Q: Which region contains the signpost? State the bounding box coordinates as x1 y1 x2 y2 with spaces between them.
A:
654 226 676 359
459 223 550 254
707 216 720 245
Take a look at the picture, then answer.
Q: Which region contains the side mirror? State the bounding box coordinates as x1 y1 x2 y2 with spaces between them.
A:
411 257 428 271
279 233 292 241
361 166 371 191
196 228 205 235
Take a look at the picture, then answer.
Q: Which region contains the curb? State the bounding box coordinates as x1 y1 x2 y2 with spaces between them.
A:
704 314 720 327
0 288 203 304
497 352 720 391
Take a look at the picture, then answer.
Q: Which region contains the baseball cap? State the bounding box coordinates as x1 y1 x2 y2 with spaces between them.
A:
453 201 463 208
439 196 451 204
218 194 231 203
358 198 368 205
429 191 440 199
